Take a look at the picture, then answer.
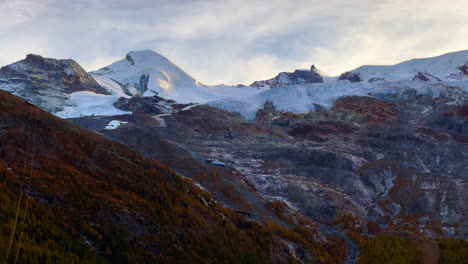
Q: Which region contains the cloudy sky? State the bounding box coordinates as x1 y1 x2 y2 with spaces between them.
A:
0 0 467 84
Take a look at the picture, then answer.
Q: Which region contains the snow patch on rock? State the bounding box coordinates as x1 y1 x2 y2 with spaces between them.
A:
105 120 128 130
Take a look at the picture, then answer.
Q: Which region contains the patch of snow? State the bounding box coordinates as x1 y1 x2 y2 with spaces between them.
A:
63 64 75 76
55 91 131 118
208 99 261 121
92 75 131 97
104 120 128 130
205 158 226 166
192 180 207 191
180 104 201 111
421 182 437 190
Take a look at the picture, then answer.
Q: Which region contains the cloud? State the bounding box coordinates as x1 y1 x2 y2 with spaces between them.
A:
0 0 466 85
0 0 48 28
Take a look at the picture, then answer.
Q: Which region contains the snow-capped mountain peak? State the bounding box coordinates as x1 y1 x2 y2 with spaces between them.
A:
124 50 184 69
310 65 329 77
92 50 199 97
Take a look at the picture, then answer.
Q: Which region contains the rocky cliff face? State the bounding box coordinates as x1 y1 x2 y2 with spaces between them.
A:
459 63 468 75
412 72 442 82
251 65 324 88
113 95 190 115
0 54 109 112
338 71 362 82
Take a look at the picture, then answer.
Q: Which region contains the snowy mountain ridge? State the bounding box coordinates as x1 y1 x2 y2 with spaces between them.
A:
209 49 468 120
91 50 267 105
209 78 468 121
348 50 468 82
0 49 466 119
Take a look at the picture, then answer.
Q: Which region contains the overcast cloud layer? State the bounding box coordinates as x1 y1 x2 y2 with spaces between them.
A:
0 0 467 84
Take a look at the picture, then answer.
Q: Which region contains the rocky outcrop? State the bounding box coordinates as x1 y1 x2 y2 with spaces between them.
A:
0 54 109 112
1 54 107 94
136 74 150 94
368 77 386 83
255 101 279 122
338 71 362 82
445 63 467 80
125 53 135 65
412 71 442 82
113 95 189 115
251 65 324 88
459 63 468 75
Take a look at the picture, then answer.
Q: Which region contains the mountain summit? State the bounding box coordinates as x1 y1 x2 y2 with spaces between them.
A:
251 65 327 88
92 50 199 97
0 54 109 112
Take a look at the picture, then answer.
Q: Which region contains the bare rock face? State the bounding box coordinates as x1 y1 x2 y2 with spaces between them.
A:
251 65 324 88
332 96 398 123
255 101 279 122
113 95 190 115
0 54 109 112
459 63 468 75
338 71 362 82
412 71 442 82
368 77 386 83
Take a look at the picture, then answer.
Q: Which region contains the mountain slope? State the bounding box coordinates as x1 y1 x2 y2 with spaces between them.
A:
84 94 468 240
0 90 346 263
70 90 468 263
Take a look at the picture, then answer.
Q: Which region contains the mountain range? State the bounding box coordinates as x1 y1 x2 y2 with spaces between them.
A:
0 49 467 264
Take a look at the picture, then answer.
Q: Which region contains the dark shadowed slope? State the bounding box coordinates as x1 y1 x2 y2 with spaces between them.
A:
0 90 348 264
